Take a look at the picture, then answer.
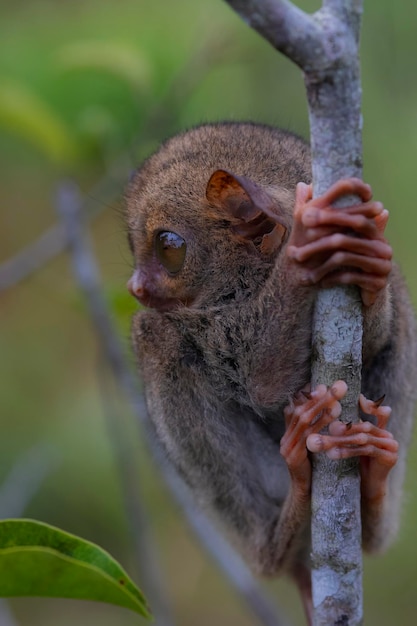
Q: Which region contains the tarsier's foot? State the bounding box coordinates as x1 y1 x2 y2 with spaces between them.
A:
307 392 397 502
280 381 347 495
286 178 393 305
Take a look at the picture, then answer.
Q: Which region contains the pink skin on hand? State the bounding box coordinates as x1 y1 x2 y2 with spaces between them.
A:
286 178 392 306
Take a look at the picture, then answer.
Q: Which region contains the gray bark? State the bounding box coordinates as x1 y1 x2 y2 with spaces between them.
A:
224 1 364 624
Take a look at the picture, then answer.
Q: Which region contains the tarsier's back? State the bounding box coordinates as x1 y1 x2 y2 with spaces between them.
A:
126 122 417 621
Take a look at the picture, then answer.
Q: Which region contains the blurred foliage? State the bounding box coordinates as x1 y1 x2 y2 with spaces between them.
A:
0 82 78 165
1 0 417 625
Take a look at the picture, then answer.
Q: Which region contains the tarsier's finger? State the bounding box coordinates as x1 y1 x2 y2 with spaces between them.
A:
292 383 312 404
328 419 394 439
307 426 399 470
320 271 388 294
283 384 326 431
375 210 389 236
293 222 387 246
298 253 391 289
283 382 346 441
311 178 373 209
288 235 392 265
294 182 313 216
307 430 399 455
301 205 384 239
301 225 342 243
316 443 398 465
331 201 385 218
359 393 392 429
309 404 342 432
302 199 384 229
361 289 379 307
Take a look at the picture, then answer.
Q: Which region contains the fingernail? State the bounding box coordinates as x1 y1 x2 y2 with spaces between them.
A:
374 394 386 407
300 271 312 285
307 434 321 452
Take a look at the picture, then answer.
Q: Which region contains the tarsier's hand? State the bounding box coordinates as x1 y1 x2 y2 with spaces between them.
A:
282 382 398 508
286 178 392 306
280 381 346 497
307 392 397 505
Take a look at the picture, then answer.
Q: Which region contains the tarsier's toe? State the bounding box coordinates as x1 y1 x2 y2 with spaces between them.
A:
307 392 397 468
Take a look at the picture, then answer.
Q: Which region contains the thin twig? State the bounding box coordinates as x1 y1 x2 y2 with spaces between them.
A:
56 180 289 626
0 600 19 626
0 444 59 626
96 362 174 626
0 175 122 293
55 181 174 626
0 443 59 519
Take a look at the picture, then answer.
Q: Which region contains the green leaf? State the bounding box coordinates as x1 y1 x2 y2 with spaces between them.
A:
0 82 78 164
56 41 151 93
0 519 151 618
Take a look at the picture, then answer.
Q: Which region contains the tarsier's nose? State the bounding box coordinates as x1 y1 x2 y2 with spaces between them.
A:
127 270 145 301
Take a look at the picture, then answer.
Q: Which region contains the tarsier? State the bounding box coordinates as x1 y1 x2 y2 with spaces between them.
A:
126 122 417 622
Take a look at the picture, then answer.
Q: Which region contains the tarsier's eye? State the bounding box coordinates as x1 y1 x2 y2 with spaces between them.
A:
155 231 187 275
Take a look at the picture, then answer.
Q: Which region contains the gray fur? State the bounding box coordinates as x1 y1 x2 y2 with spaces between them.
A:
126 122 417 575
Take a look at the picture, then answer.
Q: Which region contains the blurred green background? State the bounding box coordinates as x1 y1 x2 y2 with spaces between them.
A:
1 0 417 624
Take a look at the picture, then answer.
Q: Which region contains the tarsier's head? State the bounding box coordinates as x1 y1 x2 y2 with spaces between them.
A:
125 122 311 311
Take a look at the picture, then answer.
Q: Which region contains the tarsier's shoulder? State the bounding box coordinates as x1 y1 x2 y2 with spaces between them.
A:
131 309 154 341
131 307 202 367
131 310 169 365
131 309 173 348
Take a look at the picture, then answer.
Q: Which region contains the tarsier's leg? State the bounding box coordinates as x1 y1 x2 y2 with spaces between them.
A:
286 177 392 305
279 381 346 626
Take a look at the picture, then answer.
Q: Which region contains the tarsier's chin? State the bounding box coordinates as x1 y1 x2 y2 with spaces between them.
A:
126 122 417 624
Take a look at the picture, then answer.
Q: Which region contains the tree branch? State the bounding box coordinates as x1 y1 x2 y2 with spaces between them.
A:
56 181 289 626
56 181 175 625
0 600 19 626
224 1 340 71
0 176 121 294
224 0 364 624
0 443 59 519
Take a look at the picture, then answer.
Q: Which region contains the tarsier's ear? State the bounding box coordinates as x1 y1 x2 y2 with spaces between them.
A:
206 169 287 254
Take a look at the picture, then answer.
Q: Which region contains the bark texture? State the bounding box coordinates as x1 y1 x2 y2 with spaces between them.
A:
225 1 364 624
